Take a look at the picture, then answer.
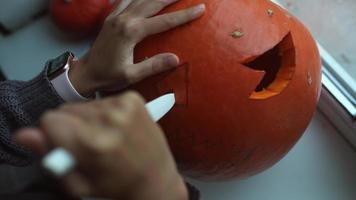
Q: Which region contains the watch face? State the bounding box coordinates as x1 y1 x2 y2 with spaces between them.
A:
47 52 73 78
47 52 74 80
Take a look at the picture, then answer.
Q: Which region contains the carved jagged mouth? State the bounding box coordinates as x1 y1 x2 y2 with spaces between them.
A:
244 33 296 99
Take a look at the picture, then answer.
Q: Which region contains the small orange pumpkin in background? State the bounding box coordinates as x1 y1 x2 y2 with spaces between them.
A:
130 0 322 181
50 0 112 33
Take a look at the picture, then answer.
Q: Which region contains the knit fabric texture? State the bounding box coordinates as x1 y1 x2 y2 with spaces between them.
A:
0 66 65 166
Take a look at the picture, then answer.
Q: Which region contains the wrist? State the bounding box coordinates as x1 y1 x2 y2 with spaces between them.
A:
68 59 98 97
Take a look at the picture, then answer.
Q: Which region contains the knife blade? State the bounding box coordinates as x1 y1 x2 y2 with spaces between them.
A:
42 93 176 177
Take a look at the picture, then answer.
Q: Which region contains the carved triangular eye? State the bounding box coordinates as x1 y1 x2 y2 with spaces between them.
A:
243 33 296 99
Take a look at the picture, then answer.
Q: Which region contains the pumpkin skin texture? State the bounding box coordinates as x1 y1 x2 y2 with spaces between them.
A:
50 0 110 33
131 0 321 181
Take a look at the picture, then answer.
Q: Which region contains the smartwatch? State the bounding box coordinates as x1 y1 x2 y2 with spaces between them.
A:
46 52 74 81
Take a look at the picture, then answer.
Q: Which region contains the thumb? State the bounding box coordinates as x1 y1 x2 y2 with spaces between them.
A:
127 53 179 84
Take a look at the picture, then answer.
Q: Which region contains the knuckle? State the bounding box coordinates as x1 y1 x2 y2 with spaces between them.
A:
95 138 119 155
124 68 139 83
121 22 136 37
122 91 146 115
162 16 176 29
124 91 145 106
102 111 121 125
153 55 166 71
186 8 196 19
108 91 146 123
86 133 124 157
78 128 123 157
116 115 133 129
86 138 115 156
180 11 192 24
113 16 142 39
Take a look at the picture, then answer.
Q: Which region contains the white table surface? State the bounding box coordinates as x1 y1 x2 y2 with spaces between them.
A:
1 15 356 200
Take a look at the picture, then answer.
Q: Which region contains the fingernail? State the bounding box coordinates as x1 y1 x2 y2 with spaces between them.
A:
165 55 179 67
194 4 206 15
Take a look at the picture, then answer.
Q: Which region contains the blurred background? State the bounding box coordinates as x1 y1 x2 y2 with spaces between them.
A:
0 0 355 81
278 0 356 78
0 0 90 81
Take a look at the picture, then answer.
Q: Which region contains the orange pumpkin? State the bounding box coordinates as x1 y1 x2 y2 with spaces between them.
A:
132 0 321 180
50 0 111 33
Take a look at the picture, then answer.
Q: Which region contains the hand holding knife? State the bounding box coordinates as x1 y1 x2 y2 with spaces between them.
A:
43 93 176 178
7 93 176 195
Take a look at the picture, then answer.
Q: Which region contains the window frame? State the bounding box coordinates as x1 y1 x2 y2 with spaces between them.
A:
320 44 356 117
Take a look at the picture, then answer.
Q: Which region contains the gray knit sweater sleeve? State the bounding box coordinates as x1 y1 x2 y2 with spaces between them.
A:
0 66 65 166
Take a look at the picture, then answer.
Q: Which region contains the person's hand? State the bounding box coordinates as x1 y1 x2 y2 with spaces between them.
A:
16 92 187 200
69 0 205 96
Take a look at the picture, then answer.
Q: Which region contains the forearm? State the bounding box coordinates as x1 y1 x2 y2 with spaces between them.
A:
0 66 65 165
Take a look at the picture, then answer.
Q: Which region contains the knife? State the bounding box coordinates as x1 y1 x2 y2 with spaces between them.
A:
0 93 176 194
42 93 176 177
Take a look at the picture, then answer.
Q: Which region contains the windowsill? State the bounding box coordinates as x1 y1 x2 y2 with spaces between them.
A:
187 111 356 200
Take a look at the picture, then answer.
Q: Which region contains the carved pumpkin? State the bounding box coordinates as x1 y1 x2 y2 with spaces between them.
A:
132 0 322 181
50 0 111 32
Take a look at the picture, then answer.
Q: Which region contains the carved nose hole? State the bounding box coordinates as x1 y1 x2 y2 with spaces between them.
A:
157 63 189 106
244 33 296 99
